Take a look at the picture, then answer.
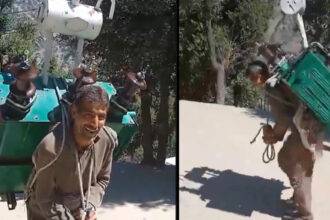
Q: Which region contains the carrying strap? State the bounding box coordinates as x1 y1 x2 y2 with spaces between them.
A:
264 89 295 107
74 146 94 211
25 103 69 201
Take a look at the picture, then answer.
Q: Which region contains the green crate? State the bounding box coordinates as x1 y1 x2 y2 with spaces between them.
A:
279 51 330 125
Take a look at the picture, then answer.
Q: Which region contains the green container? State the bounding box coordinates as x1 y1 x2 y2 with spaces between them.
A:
0 122 51 192
279 50 330 125
0 73 137 193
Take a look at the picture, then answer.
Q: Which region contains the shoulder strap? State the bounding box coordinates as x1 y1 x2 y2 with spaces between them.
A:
265 79 296 107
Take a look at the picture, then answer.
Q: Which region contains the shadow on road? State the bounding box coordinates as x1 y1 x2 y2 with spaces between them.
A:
102 162 176 210
180 167 289 217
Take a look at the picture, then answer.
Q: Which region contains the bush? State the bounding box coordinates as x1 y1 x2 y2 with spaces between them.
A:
226 72 262 108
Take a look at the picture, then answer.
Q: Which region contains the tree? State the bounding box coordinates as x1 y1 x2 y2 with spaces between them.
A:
205 0 226 104
304 0 330 44
0 22 37 58
82 0 177 166
0 0 13 37
0 0 37 60
179 0 212 101
0 0 13 13
180 0 274 106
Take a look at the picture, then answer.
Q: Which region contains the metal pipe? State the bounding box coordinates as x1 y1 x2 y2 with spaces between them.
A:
74 38 85 67
71 0 80 6
109 0 116 19
95 0 104 10
296 13 308 49
41 31 54 86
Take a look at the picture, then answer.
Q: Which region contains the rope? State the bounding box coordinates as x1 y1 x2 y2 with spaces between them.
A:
250 123 276 164
25 78 68 201
250 125 263 144
74 145 94 212
86 148 95 206
75 150 85 210
250 122 267 144
262 144 275 163
25 101 68 201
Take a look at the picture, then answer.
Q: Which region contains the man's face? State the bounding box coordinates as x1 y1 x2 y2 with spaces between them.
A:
71 100 108 142
248 72 266 87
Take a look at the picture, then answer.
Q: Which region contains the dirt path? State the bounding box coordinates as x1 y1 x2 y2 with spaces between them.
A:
0 162 176 220
179 100 330 220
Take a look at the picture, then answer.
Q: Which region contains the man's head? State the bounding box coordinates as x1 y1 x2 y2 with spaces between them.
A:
70 85 109 145
245 60 270 87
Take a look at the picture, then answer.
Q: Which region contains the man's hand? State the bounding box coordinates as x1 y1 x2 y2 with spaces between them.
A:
262 124 277 145
85 210 97 220
71 208 83 220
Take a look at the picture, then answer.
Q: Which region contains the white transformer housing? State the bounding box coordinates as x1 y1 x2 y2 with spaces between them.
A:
37 0 103 40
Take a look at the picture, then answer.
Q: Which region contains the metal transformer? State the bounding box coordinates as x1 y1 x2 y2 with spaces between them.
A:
37 0 103 40
276 43 330 127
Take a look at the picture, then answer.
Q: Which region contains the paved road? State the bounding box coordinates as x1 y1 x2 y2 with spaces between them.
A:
1 162 176 220
180 100 330 220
